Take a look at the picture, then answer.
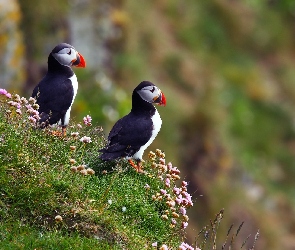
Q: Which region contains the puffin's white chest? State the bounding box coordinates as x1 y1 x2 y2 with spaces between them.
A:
70 74 78 100
133 109 162 160
59 74 78 126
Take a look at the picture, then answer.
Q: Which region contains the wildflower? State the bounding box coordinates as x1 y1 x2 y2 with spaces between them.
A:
179 242 194 250
183 215 189 222
165 178 170 187
28 116 36 124
55 215 63 222
77 124 82 129
160 189 167 195
70 145 76 151
122 206 126 212
172 212 179 218
171 218 177 225
69 159 76 164
20 97 28 104
80 169 88 175
148 151 156 159
14 94 21 102
83 115 92 126
181 221 188 229
80 136 92 143
152 242 157 247
179 207 187 215
166 201 175 208
33 103 40 110
144 184 150 190
160 244 169 250
77 165 85 171
108 199 112 205
16 109 22 115
28 97 36 104
173 187 181 195
70 166 78 173
171 167 180 175
0 89 11 98
161 214 168 220
172 174 181 180
175 195 182 205
86 168 95 175
151 162 157 169
71 132 79 137
0 89 8 95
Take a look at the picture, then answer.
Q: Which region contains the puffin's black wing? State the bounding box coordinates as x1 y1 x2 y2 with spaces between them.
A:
32 75 74 126
99 113 153 160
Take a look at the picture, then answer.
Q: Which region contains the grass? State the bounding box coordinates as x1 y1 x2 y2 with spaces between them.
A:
0 92 193 249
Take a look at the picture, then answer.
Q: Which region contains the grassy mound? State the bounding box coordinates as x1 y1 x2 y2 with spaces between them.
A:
0 92 193 249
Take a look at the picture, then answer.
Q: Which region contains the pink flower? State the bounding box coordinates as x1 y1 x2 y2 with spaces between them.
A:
160 189 167 195
144 184 150 189
0 89 8 95
83 115 92 126
5 93 12 98
28 116 36 123
173 187 181 195
80 136 92 143
179 242 194 250
181 222 188 229
167 162 173 170
179 206 187 215
16 109 22 115
171 218 177 225
165 178 170 187
171 167 180 175
152 242 157 247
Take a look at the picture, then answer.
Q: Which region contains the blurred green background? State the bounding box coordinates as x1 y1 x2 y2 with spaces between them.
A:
2 0 295 249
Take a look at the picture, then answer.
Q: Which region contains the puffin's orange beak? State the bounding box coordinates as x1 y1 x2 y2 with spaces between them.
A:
153 91 166 106
72 52 86 68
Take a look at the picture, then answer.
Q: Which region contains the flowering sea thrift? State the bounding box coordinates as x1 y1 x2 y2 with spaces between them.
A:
83 115 92 126
79 136 92 143
0 88 12 98
147 149 195 249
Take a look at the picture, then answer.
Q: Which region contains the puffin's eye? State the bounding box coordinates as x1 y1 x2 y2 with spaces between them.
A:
67 49 71 55
150 87 155 93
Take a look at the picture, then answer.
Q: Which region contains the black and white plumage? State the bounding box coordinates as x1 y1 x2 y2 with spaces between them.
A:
99 81 166 171
31 43 86 135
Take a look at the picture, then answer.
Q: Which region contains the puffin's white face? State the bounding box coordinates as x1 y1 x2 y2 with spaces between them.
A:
52 47 78 67
137 85 166 106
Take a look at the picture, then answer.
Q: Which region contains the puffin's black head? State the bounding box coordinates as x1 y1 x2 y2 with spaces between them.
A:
135 81 166 106
51 43 86 68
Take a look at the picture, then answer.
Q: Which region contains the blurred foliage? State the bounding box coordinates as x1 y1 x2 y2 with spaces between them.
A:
2 0 295 249
0 0 24 91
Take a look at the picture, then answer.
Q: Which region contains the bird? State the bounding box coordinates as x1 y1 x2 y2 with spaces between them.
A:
99 81 166 172
31 43 86 136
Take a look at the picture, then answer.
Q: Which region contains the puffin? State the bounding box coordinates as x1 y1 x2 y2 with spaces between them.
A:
31 43 86 136
99 81 166 172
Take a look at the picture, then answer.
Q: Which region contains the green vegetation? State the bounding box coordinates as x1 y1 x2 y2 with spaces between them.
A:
0 93 193 249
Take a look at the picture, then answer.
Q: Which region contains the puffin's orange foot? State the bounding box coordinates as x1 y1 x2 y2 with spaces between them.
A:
128 159 144 173
62 127 67 137
49 130 63 137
